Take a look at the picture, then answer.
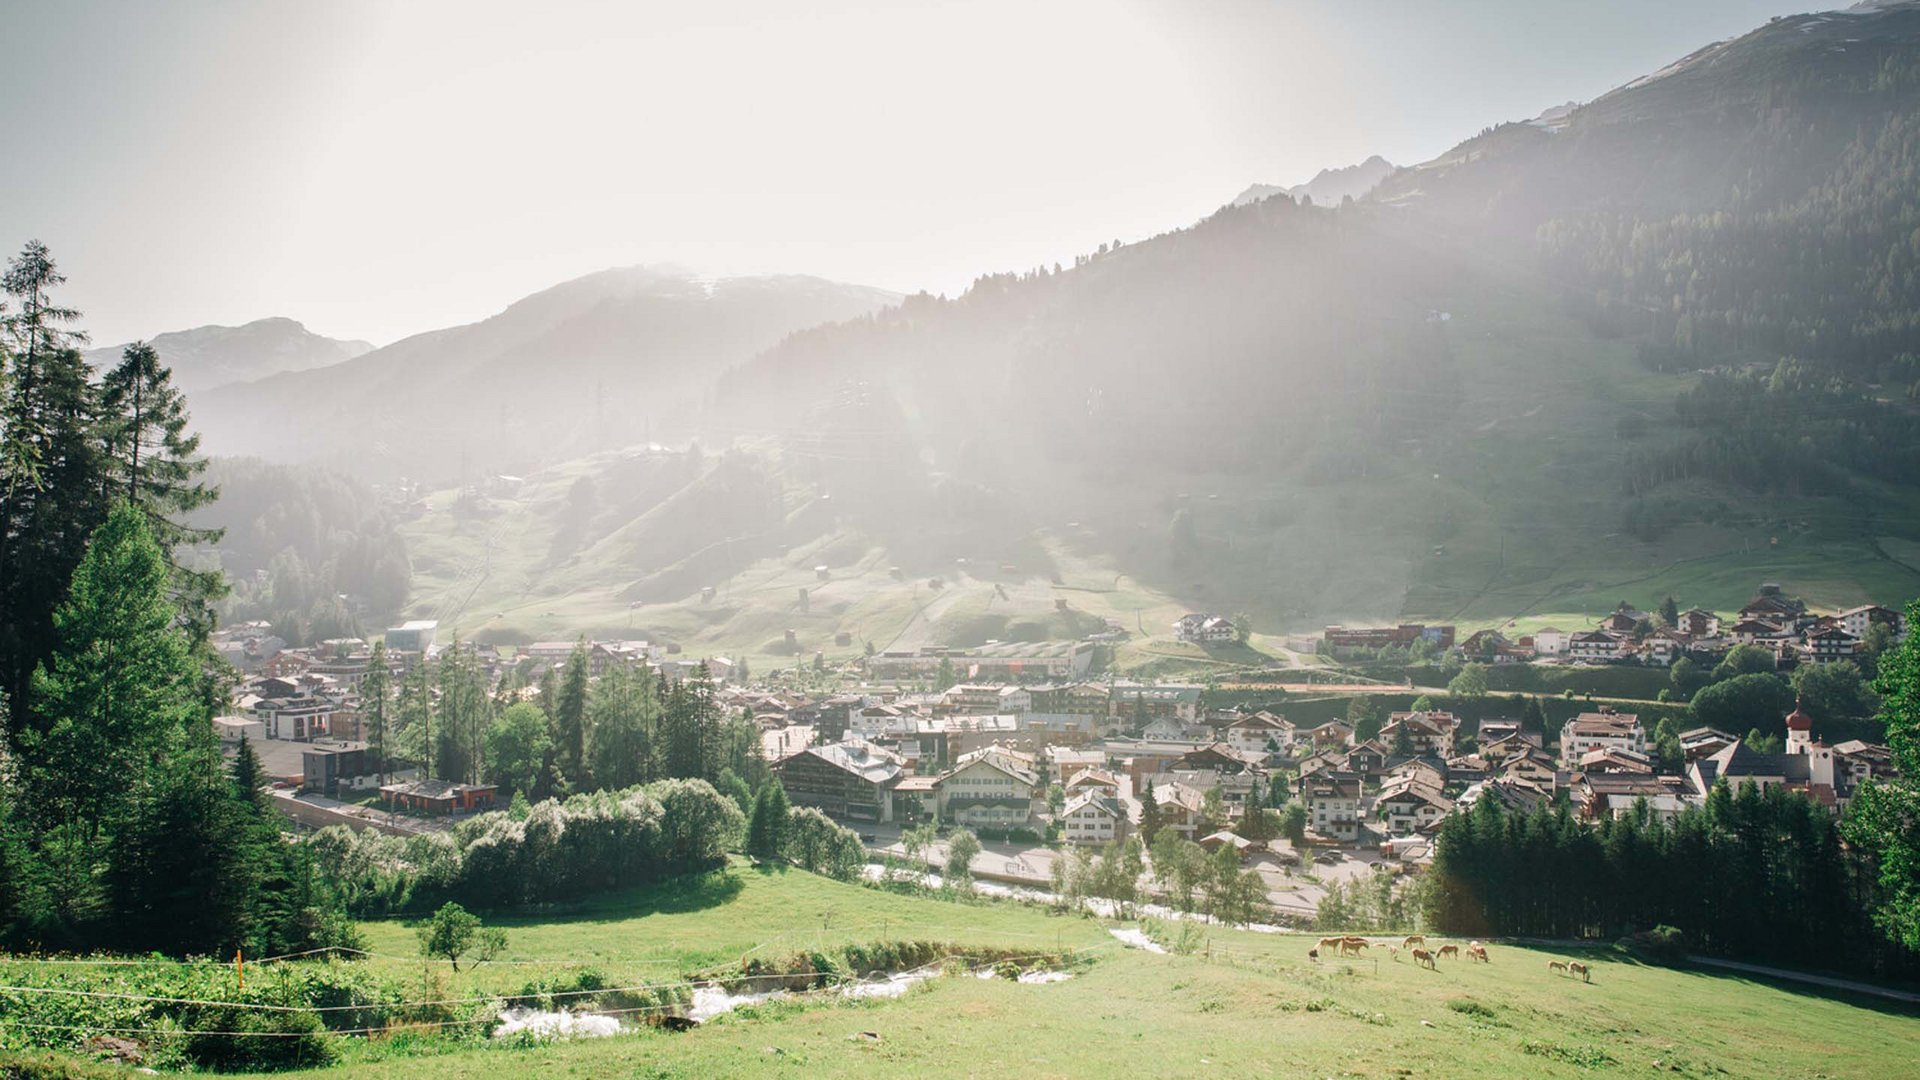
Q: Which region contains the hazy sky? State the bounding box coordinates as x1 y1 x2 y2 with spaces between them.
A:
3 0 1821 347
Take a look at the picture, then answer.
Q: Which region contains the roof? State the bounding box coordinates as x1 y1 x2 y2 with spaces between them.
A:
1062 792 1126 819
1198 830 1252 849
1785 697 1813 732
788 738 907 784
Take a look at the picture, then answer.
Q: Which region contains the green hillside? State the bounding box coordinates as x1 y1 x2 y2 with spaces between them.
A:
244 865 1919 1080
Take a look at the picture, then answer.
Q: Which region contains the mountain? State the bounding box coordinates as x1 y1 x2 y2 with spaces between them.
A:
1231 154 1396 208
83 317 373 396
191 266 899 481
371 4 1920 657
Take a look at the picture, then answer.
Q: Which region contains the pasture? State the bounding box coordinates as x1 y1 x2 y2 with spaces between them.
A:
252 865 1919 1078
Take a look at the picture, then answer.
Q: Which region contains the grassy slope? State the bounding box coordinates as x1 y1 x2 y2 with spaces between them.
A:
268 866 1917 1080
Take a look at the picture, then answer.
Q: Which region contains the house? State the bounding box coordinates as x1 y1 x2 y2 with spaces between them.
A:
1048 747 1108 784
1172 743 1261 775
1173 613 1238 644
1444 753 1492 783
1303 719 1355 749
1343 739 1390 775
1060 792 1130 846
1108 683 1206 726
1374 776 1453 836
1152 782 1209 838
1225 711 1293 758
1688 742 1837 812
1322 624 1456 650
1503 753 1560 792
1639 628 1692 666
1576 746 1655 775
1832 740 1896 788
1197 830 1254 857
773 737 907 823
1570 773 1694 823
1731 618 1791 645
1739 585 1807 627
933 746 1042 829
1382 757 1447 793
1479 730 1541 764
380 778 496 814
1567 630 1627 662
1677 608 1720 638
947 684 1031 715
250 695 335 741
1532 627 1569 658
1836 604 1905 642
1380 711 1457 757
1559 709 1645 767
1802 625 1859 662
1457 775 1551 815
1477 718 1522 744
1600 608 1644 634
1301 772 1362 843
1064 767 1122 797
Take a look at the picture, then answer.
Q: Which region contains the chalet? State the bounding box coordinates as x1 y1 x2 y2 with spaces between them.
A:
933 746 1042 829
1599 608 1643 634
1382 757 1447 793
947 683 1031 714
1108 683 1205 726
1343 739 1390 775
1677 608 1720 637
1739 586 1807 628
1639 628 1692 665
1476 718 1522 744
1296 747 1345 780
1027 682 1111 715
1458 775 1550 815
1197 830 1254 857
1731 619 1791 645
1060 792 1129 846
1479 730 1541 764
1374 776 1453 836
1173 742 1261 775
1832 740 1896 787
1152 782 1209 838
1836 604 1904 642
1503 753 1559 792
1301 772 1362 843
1802 625 1859 662
1064 767 1122 797
1444 753 1492 783
1048 747 1108 784
1173 613 1238 644
1567 630 1627 662
1559 709 1645 767
773 738 907 823
1225 711 1293 758
1381 711 1457 756
1304 719 1355 749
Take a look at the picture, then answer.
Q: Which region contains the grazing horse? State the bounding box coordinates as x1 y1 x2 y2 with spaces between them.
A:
1340 937 1370 957
1401 934 1425 950
1388 945 1400 961
1411 948 1436 970
1437 944 1459 960
1318 936 1346 952
1548 960 1569 974
1467 944 1489 963
1568 961 1591 983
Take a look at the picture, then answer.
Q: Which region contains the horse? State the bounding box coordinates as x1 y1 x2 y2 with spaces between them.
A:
1411 948 1436 970
1467 943 1489 963
1568 961 1591 983
1437 944 1459 960
1548 960 1569 974
1401 934 1425 950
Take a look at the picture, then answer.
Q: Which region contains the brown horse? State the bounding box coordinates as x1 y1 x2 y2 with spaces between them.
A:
1401 934 1426 950
1568 961 1591 983
1548 960 1569 974
1437 944 1459 960
1411 948 1436 970
1467 943 1489 963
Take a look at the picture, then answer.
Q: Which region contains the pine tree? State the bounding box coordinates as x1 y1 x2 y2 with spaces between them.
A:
106 718 248 955
363 641 392 785
1139 780 1163 843
588 663 658 790
0 241 109 727
99 341 223 634
747 780 791 858
555 640 591 788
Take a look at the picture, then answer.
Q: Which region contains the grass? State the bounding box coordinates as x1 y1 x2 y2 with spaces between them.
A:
241 863 1920 1079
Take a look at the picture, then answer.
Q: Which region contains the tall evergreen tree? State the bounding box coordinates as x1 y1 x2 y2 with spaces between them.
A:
588 662 658 790
554 640 591 789
363 640 392 785
99 341 223 634
105 723 249 955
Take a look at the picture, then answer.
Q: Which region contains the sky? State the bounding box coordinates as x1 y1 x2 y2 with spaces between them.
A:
2 0 1825 348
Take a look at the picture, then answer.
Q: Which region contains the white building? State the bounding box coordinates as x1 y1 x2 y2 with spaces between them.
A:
1060 792 1129 846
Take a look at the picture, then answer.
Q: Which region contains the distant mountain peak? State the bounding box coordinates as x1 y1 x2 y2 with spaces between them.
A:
83 317 374 395
1231 155 1397 209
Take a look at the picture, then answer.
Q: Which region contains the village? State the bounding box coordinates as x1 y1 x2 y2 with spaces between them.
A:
202 582 1907 922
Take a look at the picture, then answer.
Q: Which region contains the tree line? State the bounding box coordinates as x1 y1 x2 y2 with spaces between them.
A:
0 242 357 957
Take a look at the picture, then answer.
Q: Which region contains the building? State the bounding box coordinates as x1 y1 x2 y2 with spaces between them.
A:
933 746 1041 829
380 778 496 814
1678 726 1738 761
1559 709 1645 767
1173 613 1238 644
300 741 371 798
1224 711 1293 758
1380 711 1457 757
384 619 439 653
1060 792 1129 846
1571 773 1694 823
773 738 906 823
1567 630 1627 662
1531 627 1569 657
1374 775 1452 836
1677 608 1720 638
1836 604 1904 642
1321 623 1455 651
1802 625 1859 662
866 641 1097 682
1301 772 1362 843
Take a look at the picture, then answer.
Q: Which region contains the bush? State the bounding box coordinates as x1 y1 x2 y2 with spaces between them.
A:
0 1052 128 1079
1622 924 1688 963
177 1003 336 1073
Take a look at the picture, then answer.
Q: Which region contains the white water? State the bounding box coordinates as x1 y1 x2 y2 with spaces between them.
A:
687 984 787 1022
493 1007 623 1040
1108 928 1168 953
840 968 940 999
865 862 1292 934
